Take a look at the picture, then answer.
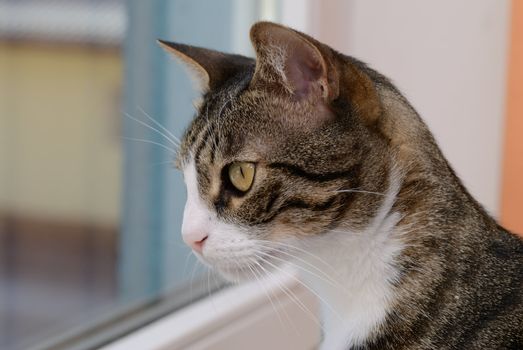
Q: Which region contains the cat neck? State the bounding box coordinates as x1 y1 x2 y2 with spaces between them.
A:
295 167 404 349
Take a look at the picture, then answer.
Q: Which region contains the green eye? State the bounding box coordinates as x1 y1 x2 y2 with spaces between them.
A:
228 162 255 192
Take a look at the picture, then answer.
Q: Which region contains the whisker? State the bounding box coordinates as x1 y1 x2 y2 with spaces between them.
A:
255 249 345 292
256 240 339 276
182 250 195 278
138 107 182 144
333 189 387 197
325 229 362 237
217 97 232 118
123 112 180 149
146 160 176 169
122 137 178 155
254 254 345 325
246 261 289 331
250 260 302 336
253 256 326 333
206 268 219 312
189 256 201 301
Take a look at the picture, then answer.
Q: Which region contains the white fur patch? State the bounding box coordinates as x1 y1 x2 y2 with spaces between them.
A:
294 168 403 349
182 158 261 282
183 157 404 348
182 158 212 245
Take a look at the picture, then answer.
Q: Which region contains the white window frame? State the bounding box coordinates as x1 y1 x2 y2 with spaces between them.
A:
101 270 320 350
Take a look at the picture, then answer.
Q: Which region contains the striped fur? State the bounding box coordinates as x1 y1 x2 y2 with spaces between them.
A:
164 22 523 349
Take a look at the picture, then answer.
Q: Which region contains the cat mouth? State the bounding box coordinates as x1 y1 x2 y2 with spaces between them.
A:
193 243 287 283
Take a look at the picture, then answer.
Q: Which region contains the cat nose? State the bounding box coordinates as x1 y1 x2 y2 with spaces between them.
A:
182 192 211 254
183 231 209 253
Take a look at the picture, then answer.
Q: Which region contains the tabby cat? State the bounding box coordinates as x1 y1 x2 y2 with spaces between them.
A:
159 22 523 349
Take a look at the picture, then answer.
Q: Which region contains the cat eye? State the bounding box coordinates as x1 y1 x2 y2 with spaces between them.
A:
228 162 256 192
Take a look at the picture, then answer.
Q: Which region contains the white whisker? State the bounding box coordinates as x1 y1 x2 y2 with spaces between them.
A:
189 256 201 302
146 160 176 169
253 256 325 333
246 260 289 331
122 137 178 155
181 250 195 278
206 268 219 312
334 189 387 197
256 240 340 276
138 106 182 144
255 248 345 292
123 112 180 149
254 253 345 325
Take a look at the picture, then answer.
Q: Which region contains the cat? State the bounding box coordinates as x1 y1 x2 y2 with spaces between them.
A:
159 22 523 349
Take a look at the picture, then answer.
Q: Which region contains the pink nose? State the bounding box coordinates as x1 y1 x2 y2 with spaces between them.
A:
191 235 208 253
183 232 208 253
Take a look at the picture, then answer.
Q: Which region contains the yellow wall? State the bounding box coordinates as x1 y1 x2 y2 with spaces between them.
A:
0 43 122 226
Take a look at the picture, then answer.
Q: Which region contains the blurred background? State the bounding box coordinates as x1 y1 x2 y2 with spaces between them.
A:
0 0 521 349
0 1 124 348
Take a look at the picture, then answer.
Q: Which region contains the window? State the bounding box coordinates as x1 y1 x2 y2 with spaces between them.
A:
0 1 280 349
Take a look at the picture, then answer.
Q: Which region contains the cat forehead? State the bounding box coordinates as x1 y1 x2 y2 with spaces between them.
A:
177 68 342 169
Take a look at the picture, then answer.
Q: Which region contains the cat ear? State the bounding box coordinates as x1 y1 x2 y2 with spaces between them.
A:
158 40 252 92
249 22 339 102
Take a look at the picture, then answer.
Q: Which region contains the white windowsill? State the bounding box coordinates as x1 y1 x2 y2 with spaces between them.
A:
101 268 320 350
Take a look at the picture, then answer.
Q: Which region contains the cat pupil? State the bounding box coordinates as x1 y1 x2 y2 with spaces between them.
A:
226 162 255 193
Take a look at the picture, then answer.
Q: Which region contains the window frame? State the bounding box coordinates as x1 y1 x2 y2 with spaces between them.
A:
100 270 320 350
22 1 319 349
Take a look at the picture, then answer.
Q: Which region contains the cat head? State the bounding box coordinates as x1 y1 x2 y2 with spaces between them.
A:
160 22 396 282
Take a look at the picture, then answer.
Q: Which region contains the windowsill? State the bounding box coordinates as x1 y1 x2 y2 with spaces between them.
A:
101 268 321 350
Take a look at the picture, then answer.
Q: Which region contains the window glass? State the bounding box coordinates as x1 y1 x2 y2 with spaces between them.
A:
0 1 278 349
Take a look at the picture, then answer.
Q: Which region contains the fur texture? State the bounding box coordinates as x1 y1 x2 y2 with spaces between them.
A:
162 22 523 349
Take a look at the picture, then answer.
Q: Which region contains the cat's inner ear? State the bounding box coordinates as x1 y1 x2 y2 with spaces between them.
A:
158 40 251 92
249 22 335 102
